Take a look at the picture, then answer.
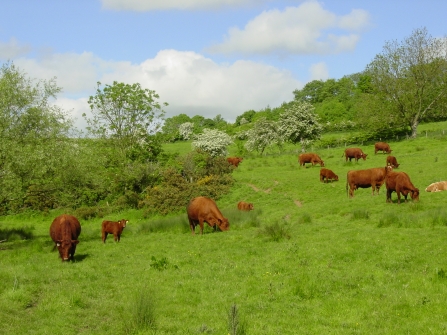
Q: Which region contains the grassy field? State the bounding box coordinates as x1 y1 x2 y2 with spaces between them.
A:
1 123 447 334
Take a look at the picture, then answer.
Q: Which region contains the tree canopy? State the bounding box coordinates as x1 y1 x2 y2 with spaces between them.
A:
364 27 447 137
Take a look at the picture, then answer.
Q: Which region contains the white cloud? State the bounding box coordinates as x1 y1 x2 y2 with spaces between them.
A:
309 62 329 81
0 38 31 59
207 1 370 55
12 50 301 125
101 0 267 11
53 97 90 132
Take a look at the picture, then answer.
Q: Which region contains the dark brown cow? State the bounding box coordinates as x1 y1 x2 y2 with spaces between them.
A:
101 219 128 243
187 196 229 235
227 157 243 167
346 166 392 198
237 201 254 211
386 155 400 168
385 171 419 204
320 168 338 183
49 214 81 261
342 148 368 162
374 142 392 154
298 153 324 167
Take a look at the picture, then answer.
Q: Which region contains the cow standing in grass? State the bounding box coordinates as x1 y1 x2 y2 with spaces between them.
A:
50 214 81 261
346 166 392 198
298 153 324 167
187 197 229 235
386 172 419 204
343 148 368 162
102 219 128 243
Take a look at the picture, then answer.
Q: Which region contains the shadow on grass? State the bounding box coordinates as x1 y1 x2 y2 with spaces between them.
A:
0 226 34 242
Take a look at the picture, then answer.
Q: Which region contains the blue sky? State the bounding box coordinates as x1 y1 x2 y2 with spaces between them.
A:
1 0 446 129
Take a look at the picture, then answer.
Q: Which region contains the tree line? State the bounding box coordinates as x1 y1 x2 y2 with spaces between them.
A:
0 27 446 215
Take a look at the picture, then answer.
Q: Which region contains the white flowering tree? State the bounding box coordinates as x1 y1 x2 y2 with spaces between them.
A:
278 101 322 151
244 117 283 154
179 122 194 140
192 128 233 157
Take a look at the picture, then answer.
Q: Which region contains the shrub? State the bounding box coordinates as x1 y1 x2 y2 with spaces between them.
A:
257 220 291 241
192 128 233 157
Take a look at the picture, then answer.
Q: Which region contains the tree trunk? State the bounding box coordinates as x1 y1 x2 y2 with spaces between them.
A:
410 118 419 138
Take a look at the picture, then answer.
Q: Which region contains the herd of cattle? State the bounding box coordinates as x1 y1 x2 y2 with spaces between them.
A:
49 143 444 261
298 142 422 204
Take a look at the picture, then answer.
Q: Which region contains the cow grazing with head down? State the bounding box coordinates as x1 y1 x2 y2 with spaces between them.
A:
385 171 419 204
346 166 392 198
187 196 229 235
386 155 400 168
375 142 392 154
298 153 324 167
50 214 81 261
343 148 368 162
101 219 128 243
320 168 338 183
227 157 243 167
425 181 447 192
237 201 254 211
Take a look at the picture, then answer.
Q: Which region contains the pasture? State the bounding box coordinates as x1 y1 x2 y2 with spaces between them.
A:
1 125 447 334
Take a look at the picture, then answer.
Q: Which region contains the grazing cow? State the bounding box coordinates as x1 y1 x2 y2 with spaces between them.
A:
227 157 243 167
101 219 128 243
298 153 324 167
386 155 400 168
425 181 447 192
374 142 392 154
237 201 254 211
320 168 339 183
49 214 81 261
385 171 419 204
346 166 392 198
342 148 368 162
187 196 229 235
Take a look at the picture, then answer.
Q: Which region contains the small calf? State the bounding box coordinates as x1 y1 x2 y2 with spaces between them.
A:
237 201 254 211
101 219 128 243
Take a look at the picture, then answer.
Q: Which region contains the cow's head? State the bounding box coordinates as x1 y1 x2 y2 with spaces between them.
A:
119 219 128 228
411 189 420 201
56 239 79 261
320 160 325 167
248 203 254 210
361 154 368 160
217 218 230 231
334 175 339 181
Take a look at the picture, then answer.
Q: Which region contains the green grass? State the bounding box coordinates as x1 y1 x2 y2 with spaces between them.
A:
2 123 447 334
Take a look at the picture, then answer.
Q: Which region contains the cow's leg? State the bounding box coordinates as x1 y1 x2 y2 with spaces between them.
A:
117 234 121 242
103 232 108 243
189 219 196 235
386 189 392 203
199 220 204 235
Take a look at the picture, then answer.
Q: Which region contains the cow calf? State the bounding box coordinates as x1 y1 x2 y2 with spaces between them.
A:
102 219 128 243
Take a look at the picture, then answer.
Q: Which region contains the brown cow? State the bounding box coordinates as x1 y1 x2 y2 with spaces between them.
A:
298 153 324 167
385 171 419 204
342 148 368 162
346 166 392 198
320 168 339 183
187 196 229 235
227 157 243 167
375 142 392 154
386 155 400 168
102 219 128 243
237 201 254 211
425 181 447 192
49 214 81 261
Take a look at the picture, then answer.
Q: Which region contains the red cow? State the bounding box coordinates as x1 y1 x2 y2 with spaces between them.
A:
320 168 339 183
425 181 447 192
298 153 324 167
187 196 229 235
237 201 254 211
227 157 243 167
49 214 81 261
342 148 368 162
386 155 400 168
101 219 128 243
375 142 392 154
346 166 392 198
385 171 419 204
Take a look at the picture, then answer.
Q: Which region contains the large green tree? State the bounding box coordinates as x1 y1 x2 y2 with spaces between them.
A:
365 27 447 138
86 81 167 159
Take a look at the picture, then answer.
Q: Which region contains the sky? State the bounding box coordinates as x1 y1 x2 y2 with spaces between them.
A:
1 0 446 130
